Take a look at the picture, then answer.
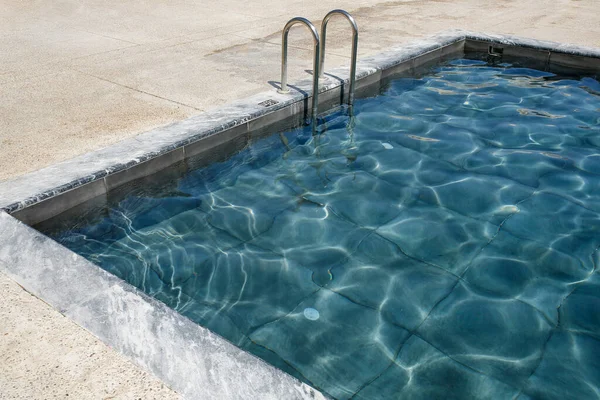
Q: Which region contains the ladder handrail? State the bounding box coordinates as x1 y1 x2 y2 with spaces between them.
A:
319 10 358 106
278 17 321 122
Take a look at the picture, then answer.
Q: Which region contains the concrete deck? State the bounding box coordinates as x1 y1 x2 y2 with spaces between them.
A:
0 272 180 399
1 0 599 398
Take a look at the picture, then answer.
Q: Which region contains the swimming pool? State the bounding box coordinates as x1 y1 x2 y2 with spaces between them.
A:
40 59 600 399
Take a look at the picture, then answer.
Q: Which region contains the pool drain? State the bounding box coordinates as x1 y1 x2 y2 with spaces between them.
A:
303 308 320 320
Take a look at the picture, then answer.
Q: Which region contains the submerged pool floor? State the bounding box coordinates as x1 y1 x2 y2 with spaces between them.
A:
45 59 600 399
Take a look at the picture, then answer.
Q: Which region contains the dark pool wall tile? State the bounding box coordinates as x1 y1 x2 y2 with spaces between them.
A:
412 47 444 70
12 178 107 226
505 46 551 68
105 148 185 192
464 32 600 77
380 42 465 81
441 39 465 57
247 101 305 133
354 69 382 98
185 122 249 159
548 51 600 76
317 85 345 113
463 39 491 54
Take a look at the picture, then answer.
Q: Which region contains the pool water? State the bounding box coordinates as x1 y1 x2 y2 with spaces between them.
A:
43 59 600 399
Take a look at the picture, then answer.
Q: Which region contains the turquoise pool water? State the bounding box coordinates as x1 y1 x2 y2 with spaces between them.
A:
43 59 600 399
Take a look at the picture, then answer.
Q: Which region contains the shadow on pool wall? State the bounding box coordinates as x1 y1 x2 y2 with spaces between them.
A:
1 31 600 400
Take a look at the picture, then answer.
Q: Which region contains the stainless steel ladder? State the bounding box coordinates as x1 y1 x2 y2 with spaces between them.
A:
319 10 359 107
277 17 321 122
278 10 358 122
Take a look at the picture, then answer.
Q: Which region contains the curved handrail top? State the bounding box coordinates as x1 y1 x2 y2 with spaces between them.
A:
321 9 358 33
282 16 320 44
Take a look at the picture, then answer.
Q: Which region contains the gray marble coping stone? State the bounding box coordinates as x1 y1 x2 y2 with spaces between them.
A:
0 211 325 400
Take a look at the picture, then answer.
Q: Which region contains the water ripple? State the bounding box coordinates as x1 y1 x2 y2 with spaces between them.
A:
43 60 600 399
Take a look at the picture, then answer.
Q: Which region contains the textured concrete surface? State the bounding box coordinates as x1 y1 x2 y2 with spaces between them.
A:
0 272 181 400
1 0 599 398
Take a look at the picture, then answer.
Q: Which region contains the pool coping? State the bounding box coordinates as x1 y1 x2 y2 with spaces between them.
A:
3 30 600 224
1 30 599 399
